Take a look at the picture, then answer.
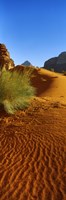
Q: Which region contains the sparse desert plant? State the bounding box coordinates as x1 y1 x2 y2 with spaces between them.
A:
62 70 66 76
0 68 36 114
50 68 54 72
63 71 66 76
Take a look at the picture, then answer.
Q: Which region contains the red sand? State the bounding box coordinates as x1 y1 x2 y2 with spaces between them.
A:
0 68 66 200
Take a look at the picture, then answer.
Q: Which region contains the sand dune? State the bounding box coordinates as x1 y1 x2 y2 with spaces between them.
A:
0 68 66 200
31 68 66 101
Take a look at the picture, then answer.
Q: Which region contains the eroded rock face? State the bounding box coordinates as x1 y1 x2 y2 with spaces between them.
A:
57 52 66 64
44 52 66 73
0 44 15 70
44 57 58 71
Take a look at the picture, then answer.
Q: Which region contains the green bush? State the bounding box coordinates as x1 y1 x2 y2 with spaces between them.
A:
0 69 36 114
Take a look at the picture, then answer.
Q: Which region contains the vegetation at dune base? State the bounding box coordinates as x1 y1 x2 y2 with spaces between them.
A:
0 68 36 114
63 71 66 76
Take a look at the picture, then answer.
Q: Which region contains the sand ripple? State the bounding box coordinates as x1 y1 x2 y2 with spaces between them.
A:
0 101 66 200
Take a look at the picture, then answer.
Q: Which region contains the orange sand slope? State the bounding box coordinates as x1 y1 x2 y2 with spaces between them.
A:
0 68 66 200
31 68 66 101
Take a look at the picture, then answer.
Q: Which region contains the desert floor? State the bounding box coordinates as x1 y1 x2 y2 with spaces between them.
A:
0 68 66 200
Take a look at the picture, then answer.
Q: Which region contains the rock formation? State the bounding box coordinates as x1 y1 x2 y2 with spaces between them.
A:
0 43 15 70
57 52 66 64
44 57 57 71
22 60 32 66
44 52 66 73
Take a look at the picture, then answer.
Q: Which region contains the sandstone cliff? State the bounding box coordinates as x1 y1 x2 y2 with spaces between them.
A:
0 44 15 70
44 52 66 73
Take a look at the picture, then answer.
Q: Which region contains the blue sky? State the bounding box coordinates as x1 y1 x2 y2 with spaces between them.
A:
0 0 66 66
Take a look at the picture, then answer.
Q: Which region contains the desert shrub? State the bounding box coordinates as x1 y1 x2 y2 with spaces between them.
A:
62 70 66 76
63 71 66 76
0 69 36 114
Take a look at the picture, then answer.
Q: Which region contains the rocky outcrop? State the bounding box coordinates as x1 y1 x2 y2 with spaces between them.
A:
57 52 66 64
44 52 66 73
44 57 58 71
0 44 15 70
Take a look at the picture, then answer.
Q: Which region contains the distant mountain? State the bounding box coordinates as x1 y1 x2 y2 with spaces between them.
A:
44 52 66 73
22 60 32 66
